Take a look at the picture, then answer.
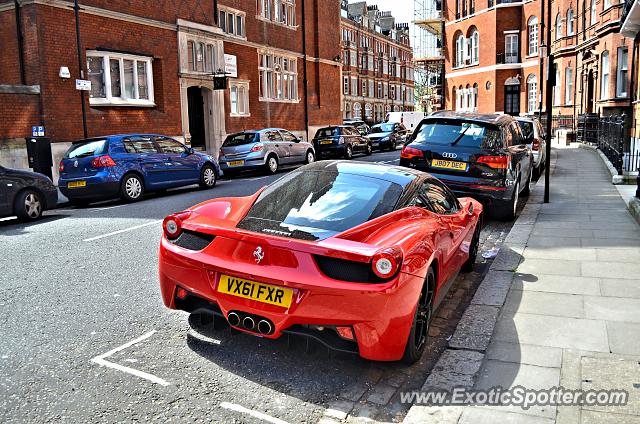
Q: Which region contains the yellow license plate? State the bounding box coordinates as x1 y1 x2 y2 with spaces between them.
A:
431 159 467 171
68 180 87 188
320 140 333 145
228 160 245 167
218 274 293 308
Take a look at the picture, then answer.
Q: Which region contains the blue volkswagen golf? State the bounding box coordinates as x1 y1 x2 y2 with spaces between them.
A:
58 134 220 205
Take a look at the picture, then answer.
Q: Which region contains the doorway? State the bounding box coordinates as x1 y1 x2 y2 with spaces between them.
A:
504 84 520 116
586 70 595 114
187 86 206 149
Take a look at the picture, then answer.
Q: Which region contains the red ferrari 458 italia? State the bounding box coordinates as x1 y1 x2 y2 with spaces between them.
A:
159 161 483 363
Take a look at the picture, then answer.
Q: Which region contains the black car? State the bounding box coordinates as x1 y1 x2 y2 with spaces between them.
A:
367 122 408 151
312 126 372 159
399 111 533 220
0 166 58 221
343 120 371 136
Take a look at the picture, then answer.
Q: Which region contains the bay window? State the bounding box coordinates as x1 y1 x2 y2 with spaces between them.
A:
87 51 154 106
259 52 298 102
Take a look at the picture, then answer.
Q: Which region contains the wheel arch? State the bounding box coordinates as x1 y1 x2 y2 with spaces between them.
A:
13 186 47 211
120 170 146 188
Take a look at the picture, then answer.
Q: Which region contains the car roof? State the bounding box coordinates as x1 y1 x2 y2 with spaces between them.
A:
302 160 423 188
429 111 514 126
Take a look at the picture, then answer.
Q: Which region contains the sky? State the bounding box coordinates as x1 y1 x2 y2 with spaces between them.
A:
367 0 414 25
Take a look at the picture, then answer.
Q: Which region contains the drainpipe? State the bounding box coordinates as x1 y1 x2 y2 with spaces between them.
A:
538 0 545 117
213 0 218 25
14 0 26 85
74 0 88 139
301 0 310 140
544 0 554 203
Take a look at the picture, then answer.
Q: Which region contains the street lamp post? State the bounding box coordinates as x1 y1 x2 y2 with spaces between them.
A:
73 0 88 139
543 3 554 204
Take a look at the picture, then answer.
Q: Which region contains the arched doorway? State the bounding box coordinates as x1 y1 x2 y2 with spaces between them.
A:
586 70 595 113
504 77 520 116
187 87 206 149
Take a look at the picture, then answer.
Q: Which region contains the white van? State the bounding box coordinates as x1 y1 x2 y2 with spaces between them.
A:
384 112 427 132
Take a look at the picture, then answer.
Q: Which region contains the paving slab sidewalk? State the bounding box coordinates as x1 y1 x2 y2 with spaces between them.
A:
404 147 640 424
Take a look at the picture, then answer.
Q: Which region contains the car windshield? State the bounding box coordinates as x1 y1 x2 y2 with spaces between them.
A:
64 139 108 159
371 124 395 133
413 120 501 149
315 128 340 138
237 170 403 240
517 120 535 141
223 133 257 147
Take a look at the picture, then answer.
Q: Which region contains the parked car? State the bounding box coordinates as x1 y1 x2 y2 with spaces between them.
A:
0 166 58 221
343 119 371 136
367 122 409 151
399 111 533 220
219 129 315 176
515 117 547 179
58 134 219 205
385 111 427 133
312 126 372 159
159 161 483 364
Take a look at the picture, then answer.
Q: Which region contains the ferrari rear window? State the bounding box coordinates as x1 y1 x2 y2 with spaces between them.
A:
237 170 403 241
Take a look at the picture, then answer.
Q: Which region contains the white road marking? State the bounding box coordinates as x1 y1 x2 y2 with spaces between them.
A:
82 220 162 242
188 329 222 345
87 204 126 211
377 159 400 164
90 330 170 386
219 402 290 424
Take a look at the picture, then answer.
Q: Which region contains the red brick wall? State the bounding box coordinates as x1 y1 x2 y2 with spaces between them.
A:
0 10 21 84
0 93 40 138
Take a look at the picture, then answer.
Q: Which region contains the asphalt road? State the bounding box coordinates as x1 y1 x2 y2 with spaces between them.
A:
0 149 521 423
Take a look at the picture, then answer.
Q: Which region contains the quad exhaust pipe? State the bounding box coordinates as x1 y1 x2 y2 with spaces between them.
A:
227 311 274 335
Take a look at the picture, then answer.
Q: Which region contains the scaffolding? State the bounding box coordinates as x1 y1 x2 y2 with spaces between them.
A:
413 0 444 111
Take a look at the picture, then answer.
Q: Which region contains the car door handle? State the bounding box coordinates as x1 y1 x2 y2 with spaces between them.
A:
449 232 455 239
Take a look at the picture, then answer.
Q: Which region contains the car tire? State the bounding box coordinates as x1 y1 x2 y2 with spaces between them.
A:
521 169 532 197
498 180 519 221
402 267 435 365
365 143 372 156
305 150 315 164
14 189 44 221
462 218 481 272
120 173 144 202
344 145 353 160
199 164 217 189
265 155 279 174
389 140 397 151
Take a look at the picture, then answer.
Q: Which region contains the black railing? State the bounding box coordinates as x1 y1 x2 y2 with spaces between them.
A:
598 115 626 174
577 113 599 145
540 114 575 135
497 52 520 64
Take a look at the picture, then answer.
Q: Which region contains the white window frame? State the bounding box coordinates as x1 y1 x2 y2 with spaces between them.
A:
528 16 539 56
505 33 519 63
527 74 537 113
601 50 609 100
258 0 297 29
343 76 349 95
455 34 465 68
229 80 250 116
86 51 155 107
567 9 575 35
554 68 561 106
470 30 479 65
219 7 246 39
590 0 597 25
617 47 628 98
556 13 563 40
565 67 573 104
259 51 299 103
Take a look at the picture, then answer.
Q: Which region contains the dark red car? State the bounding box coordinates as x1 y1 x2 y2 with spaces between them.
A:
159 161 483 363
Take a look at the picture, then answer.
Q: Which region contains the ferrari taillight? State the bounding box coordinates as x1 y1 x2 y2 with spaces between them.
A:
163 211 192 239
371 247 403 279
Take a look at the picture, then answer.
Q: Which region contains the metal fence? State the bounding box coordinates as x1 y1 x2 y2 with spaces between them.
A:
597 115 626 174
577 113 599 145
540 114 576 135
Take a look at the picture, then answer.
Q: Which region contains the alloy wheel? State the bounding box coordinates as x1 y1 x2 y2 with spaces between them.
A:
268 157 278 173
203 167 216 186
125 177 142 199
307 151 315 164
24 193 41 218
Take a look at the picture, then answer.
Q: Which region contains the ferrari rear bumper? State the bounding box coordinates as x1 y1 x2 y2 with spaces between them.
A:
159 237 425 361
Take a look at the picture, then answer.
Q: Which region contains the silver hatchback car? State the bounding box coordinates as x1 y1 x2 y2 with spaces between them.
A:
219 128 316 176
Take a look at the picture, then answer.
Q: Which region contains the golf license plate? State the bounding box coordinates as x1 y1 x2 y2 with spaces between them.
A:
431 159 467 171
67 180 87 188
218 274 293 308
320 140 333 145
228 160 245 167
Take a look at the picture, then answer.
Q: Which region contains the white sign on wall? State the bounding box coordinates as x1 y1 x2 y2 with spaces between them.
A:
75 79 92 91
224 54 238 78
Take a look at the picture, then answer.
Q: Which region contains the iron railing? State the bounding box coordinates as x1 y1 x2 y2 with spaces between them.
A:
577 113 599 145
540 114 575 135
598 115 626 174
496 52 520 64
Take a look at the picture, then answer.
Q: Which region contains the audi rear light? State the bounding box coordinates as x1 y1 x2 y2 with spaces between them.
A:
250 143 264 153
477 155 509 169
91 155 116 168
163 211 192 239
371 247 403 279
532 138 541 151
401 146 424 159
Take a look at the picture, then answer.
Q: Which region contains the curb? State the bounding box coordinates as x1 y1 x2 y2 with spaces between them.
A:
403 151 557 424
629 197 640 227
578 143 626 184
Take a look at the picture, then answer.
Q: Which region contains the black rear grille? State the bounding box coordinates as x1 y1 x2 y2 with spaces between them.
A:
313 255 385 283
170 230 215 251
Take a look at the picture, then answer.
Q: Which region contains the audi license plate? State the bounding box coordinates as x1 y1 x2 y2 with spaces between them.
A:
218 274 293 308
431 159 467 171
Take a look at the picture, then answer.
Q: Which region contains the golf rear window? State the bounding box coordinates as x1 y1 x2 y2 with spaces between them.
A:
414 120 501 149
517 121 535 141
238 170 403 240
64 139 108 159
223 133 257 147
315 128 340 138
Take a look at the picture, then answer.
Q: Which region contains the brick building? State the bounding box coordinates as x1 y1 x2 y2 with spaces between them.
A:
339 1 414 124
0 0 342 178
443 0 632 118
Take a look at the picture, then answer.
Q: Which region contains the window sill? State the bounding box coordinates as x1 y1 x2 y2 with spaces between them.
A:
255 15 298 30
230 113 251 117
258 97 300 104
525 53 538 59
89 98 156 107
221 33 247 41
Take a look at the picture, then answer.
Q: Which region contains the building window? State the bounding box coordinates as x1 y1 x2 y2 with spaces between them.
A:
353 102 362 118
87 51 154 106
604 0 611 9
258 0 296 27
473 83 478 111
220 8 245 37
259 52 298 101
567 9 575 35
351 77 358 95
505 34 519 63
590 0 597 25
229 81 250 116
555 13 563 40
455 33 465 67
617 47 628 97
554 68 561 106
345 102 351 119
343 77 349 95
527 74 537 112
600 50 609 99
469 29 479 65
528 16 539 56
565 67 573 104
362 80 367 97
187 41 218 73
